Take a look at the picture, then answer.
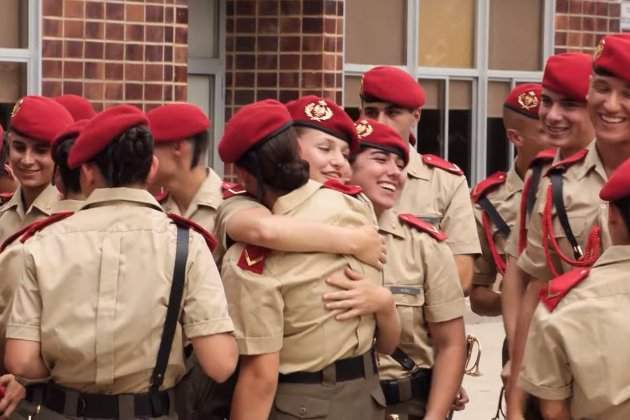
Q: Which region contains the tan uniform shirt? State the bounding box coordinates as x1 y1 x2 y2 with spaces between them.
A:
7 188 233 394
517 142 610 281
221 180 381 374
0 198 85 373
0 184 59 243
473 166 523 286
394 148 480 256
162 168 223 233
377 210 465 380
520 246 630 420
213 194 263 265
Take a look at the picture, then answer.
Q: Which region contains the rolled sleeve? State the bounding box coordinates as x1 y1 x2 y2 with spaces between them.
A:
182 233 234 339
6 246 42 342
517 210 553 281
473 217 498 287
221 246 284 355
423 240 465 323
442 178 481 256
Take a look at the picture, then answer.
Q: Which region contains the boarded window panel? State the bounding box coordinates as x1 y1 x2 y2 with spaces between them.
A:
343 76 362 108
448 80 473 179
0 0 28 48
487 81 512 175
489 0 543 70
346 0 406 65
0 62 26 103
418 0 475 68
417 79 445 156
188 0 219 59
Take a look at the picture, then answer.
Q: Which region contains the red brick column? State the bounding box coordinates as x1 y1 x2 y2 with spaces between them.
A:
554 0 621 53
41 0 188 112
225 0 344 120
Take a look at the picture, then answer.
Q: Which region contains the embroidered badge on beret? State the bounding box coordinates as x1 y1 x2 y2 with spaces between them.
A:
355 119 374 139
593 38 605 61
10 99 23 119
304 100 333 122
518 91 539 111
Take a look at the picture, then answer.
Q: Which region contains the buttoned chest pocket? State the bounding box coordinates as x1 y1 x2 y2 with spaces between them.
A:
390 286 425 345
273 393 330 419
550 215 591 258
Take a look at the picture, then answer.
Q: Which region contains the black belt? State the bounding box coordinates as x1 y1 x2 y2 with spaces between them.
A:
380 368 432 405
278 352 375 384
42 383 171 418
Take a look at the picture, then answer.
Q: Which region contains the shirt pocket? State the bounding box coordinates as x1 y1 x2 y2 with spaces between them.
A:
273 392 330 419
390 286 425 345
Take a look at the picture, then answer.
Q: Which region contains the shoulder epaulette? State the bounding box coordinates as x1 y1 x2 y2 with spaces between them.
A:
0 192 13 204
221 181 247 199
168 213 218 252
539 268 590 312
529 148 556 168
152 189 169 203
548 149 588 173
237 244 269 274
471 171 507 203
422 154 464 176
399 213 448 242
19 212 75 244
323 179 362 196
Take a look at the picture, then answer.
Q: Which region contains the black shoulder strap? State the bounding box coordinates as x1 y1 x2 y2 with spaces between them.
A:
391 347 416 372
549 172 582 259
149 224 190 415
526 165 544 217
478 197 511 238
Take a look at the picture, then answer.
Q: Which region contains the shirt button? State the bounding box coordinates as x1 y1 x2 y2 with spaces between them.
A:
299 407 307 415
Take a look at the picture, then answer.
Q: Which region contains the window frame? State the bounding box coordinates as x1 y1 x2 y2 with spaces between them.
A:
343 0 556 184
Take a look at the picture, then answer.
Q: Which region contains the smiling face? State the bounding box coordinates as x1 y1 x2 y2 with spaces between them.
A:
7 132 54 191
588 73 630 147
296 127 352 183
539 88 594 152
350 147 405 216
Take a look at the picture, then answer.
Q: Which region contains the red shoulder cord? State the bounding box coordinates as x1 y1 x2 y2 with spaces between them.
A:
517 175 534 254
481 212 507 274
541 185 601 278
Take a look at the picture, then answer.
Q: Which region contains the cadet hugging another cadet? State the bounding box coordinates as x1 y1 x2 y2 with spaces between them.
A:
0 31 628 420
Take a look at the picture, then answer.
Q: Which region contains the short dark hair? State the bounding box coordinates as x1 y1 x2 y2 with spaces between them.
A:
612 197 630 232
236 127 309 202
189 130 209 169
91 125 154 187
593 66 616 78
52 137 81 194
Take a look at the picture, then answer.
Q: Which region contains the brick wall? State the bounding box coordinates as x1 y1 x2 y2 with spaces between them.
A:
41 0 188 112
555 0 621 53
225 0 344 119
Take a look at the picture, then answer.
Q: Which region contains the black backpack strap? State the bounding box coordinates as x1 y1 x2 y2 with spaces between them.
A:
549 171 582 259
149 224 190 415
391 347 416 372
526 164 544 217
478 196 511 238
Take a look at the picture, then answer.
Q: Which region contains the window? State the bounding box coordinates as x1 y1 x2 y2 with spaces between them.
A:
343 0 552 184
187 0 225 174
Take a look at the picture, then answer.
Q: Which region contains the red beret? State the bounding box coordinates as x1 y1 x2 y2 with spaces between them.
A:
360 66 425 109
542 53 592 102
219 99 293 164
504 83 542 120
355 118 409 165
147 102 210 143
9 96 74 144
593 34 630 83
286 95 359 152
53 95 96 121
68 105 148 169
51 119 90 155
600 158 630 201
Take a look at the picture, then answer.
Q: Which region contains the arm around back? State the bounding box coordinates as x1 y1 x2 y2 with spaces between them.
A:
191 334 238 383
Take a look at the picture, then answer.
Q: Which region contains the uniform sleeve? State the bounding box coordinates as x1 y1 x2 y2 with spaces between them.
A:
422 239 466 323
517 208 554 282
221 247 284 355
472 207 497 287
213 196 265 264
441 177 481 256
6 245 42 342
504 223 520 258
181 232 234 339
519 306 572 400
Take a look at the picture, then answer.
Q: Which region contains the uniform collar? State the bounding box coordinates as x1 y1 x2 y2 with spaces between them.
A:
165 168 223 216
272 180 322 215
52 199 84 213
576 140 606 181
378 209 405 239
504 163 524 200
0 184 59 217
592 245 630 268
80 187 164 212
405 147 432 181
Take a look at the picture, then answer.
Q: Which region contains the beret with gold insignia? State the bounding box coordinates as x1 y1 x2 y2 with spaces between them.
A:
354 118 409 164
592 34 630 84
504 83 542 120
542 53 592 102
10 96 74 144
